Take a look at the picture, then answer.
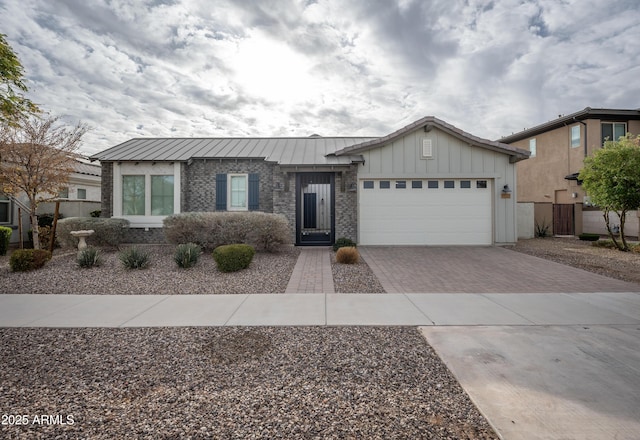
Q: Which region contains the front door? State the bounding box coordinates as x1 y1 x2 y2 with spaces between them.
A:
296 173 334 245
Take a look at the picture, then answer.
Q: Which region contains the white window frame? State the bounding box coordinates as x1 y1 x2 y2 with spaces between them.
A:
113 162 181 228
529 138 537 157
227 174 248 211
570 125 581 148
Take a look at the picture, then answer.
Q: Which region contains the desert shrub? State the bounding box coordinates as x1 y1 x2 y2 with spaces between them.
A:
578 233 600 241
0 226 11 256
535 221 550 238
592 239 617 249
57 217 129 248
213 244 255 272
336 246 359 264
164 212 291 251
119 246 151 269
89 210 101 218
77 246 102 268
333 237 356 251
174 243 202 268
9 249 52 272
38 212 63 228
631 244 640 254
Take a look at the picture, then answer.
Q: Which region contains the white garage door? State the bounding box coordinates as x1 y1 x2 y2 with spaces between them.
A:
359 179 493 245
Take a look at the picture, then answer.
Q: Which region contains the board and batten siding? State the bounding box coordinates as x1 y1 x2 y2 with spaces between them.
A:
356 127 519 244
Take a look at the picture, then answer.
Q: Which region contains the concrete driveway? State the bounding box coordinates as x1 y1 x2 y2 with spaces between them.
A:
359 246 640 293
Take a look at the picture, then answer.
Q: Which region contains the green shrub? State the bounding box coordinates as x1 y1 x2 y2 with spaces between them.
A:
57 217 129 248
38 212 63 228
174 243 202 268
0 226 11 256
579 233 600 241
333 237 356 251
336 246 359 264
77 246 102 268
164 212 291 251
213 244 255 272
119 246 151 269
9 249 52 272
89 210 101 218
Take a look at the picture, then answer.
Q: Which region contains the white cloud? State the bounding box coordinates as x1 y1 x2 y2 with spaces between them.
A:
1 0 638 154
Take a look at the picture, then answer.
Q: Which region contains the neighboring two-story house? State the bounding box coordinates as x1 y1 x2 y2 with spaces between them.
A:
500 107 640 237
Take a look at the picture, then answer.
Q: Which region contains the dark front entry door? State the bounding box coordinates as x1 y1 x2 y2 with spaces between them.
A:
296 173 334 245
553 204 574 235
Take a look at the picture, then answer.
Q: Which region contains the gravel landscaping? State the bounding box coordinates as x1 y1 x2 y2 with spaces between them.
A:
0 327 497 439
330 252 386 293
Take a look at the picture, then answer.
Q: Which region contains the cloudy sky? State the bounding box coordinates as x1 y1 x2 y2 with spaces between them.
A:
1 0 639 155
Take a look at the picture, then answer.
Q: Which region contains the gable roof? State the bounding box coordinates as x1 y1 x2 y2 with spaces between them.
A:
89 116 530 165
333 116 530 163
499 107 640 143
89 136 376 166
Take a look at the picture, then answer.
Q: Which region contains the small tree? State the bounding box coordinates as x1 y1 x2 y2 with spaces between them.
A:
0 116 88 249
0 33 40 125
579 134 640 251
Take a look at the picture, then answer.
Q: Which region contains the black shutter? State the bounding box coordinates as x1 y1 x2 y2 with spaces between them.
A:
216 174 227 211
248 173 259 211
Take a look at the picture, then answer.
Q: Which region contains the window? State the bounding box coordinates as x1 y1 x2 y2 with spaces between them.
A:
571 125 581 148
461 180 471 189
58 188 69 199
363 181 374 189
477 180 488 189
444 180 455 189
428 181 438 189
122 175 145 215
151 175 174 215
411 181 422 189
529 138 537 157
77 188 87 200
0 195 10 224
601 122 626 145
228 175 248 210
395 181 406 189
380 181 390 189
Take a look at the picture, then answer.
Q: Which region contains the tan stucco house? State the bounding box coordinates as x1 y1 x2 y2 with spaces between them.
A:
500 107 640 237
91 117 529 246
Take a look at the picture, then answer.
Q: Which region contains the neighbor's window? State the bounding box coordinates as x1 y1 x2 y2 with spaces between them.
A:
229 174 247 210
151 175 174 215
571 125 581 148
122 175 145 215
58 188 69 199
601 122 626 145
77 188 87 200
0 195 10 223
529 138 537 157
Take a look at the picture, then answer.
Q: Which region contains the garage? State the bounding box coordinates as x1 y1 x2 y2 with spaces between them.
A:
359 178 493 245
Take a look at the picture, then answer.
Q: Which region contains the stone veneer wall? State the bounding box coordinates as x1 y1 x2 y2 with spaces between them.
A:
334 165 358 242
184 159 275 213
123 227 166 244
100 162 113 218
272 169 296 243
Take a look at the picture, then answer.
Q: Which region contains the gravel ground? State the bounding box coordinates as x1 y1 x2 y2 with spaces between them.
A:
330 252 386 293
506 237 640 284
0 245 300 294
0 327 497 440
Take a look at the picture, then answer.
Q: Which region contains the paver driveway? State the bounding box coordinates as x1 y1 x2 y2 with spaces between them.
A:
359 246 640 293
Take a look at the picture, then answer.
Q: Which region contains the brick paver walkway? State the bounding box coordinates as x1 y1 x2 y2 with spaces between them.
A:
359 246 640 293
285 247 335 293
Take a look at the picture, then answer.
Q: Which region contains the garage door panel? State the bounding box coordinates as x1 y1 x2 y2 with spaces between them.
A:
359 179 492 245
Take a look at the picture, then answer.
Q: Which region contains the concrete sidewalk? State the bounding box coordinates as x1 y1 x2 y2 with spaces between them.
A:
1 291 639 327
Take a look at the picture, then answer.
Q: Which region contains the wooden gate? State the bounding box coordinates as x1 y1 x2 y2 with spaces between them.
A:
553 204 574 235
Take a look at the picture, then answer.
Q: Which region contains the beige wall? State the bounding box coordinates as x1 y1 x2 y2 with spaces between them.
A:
515 118 640 205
